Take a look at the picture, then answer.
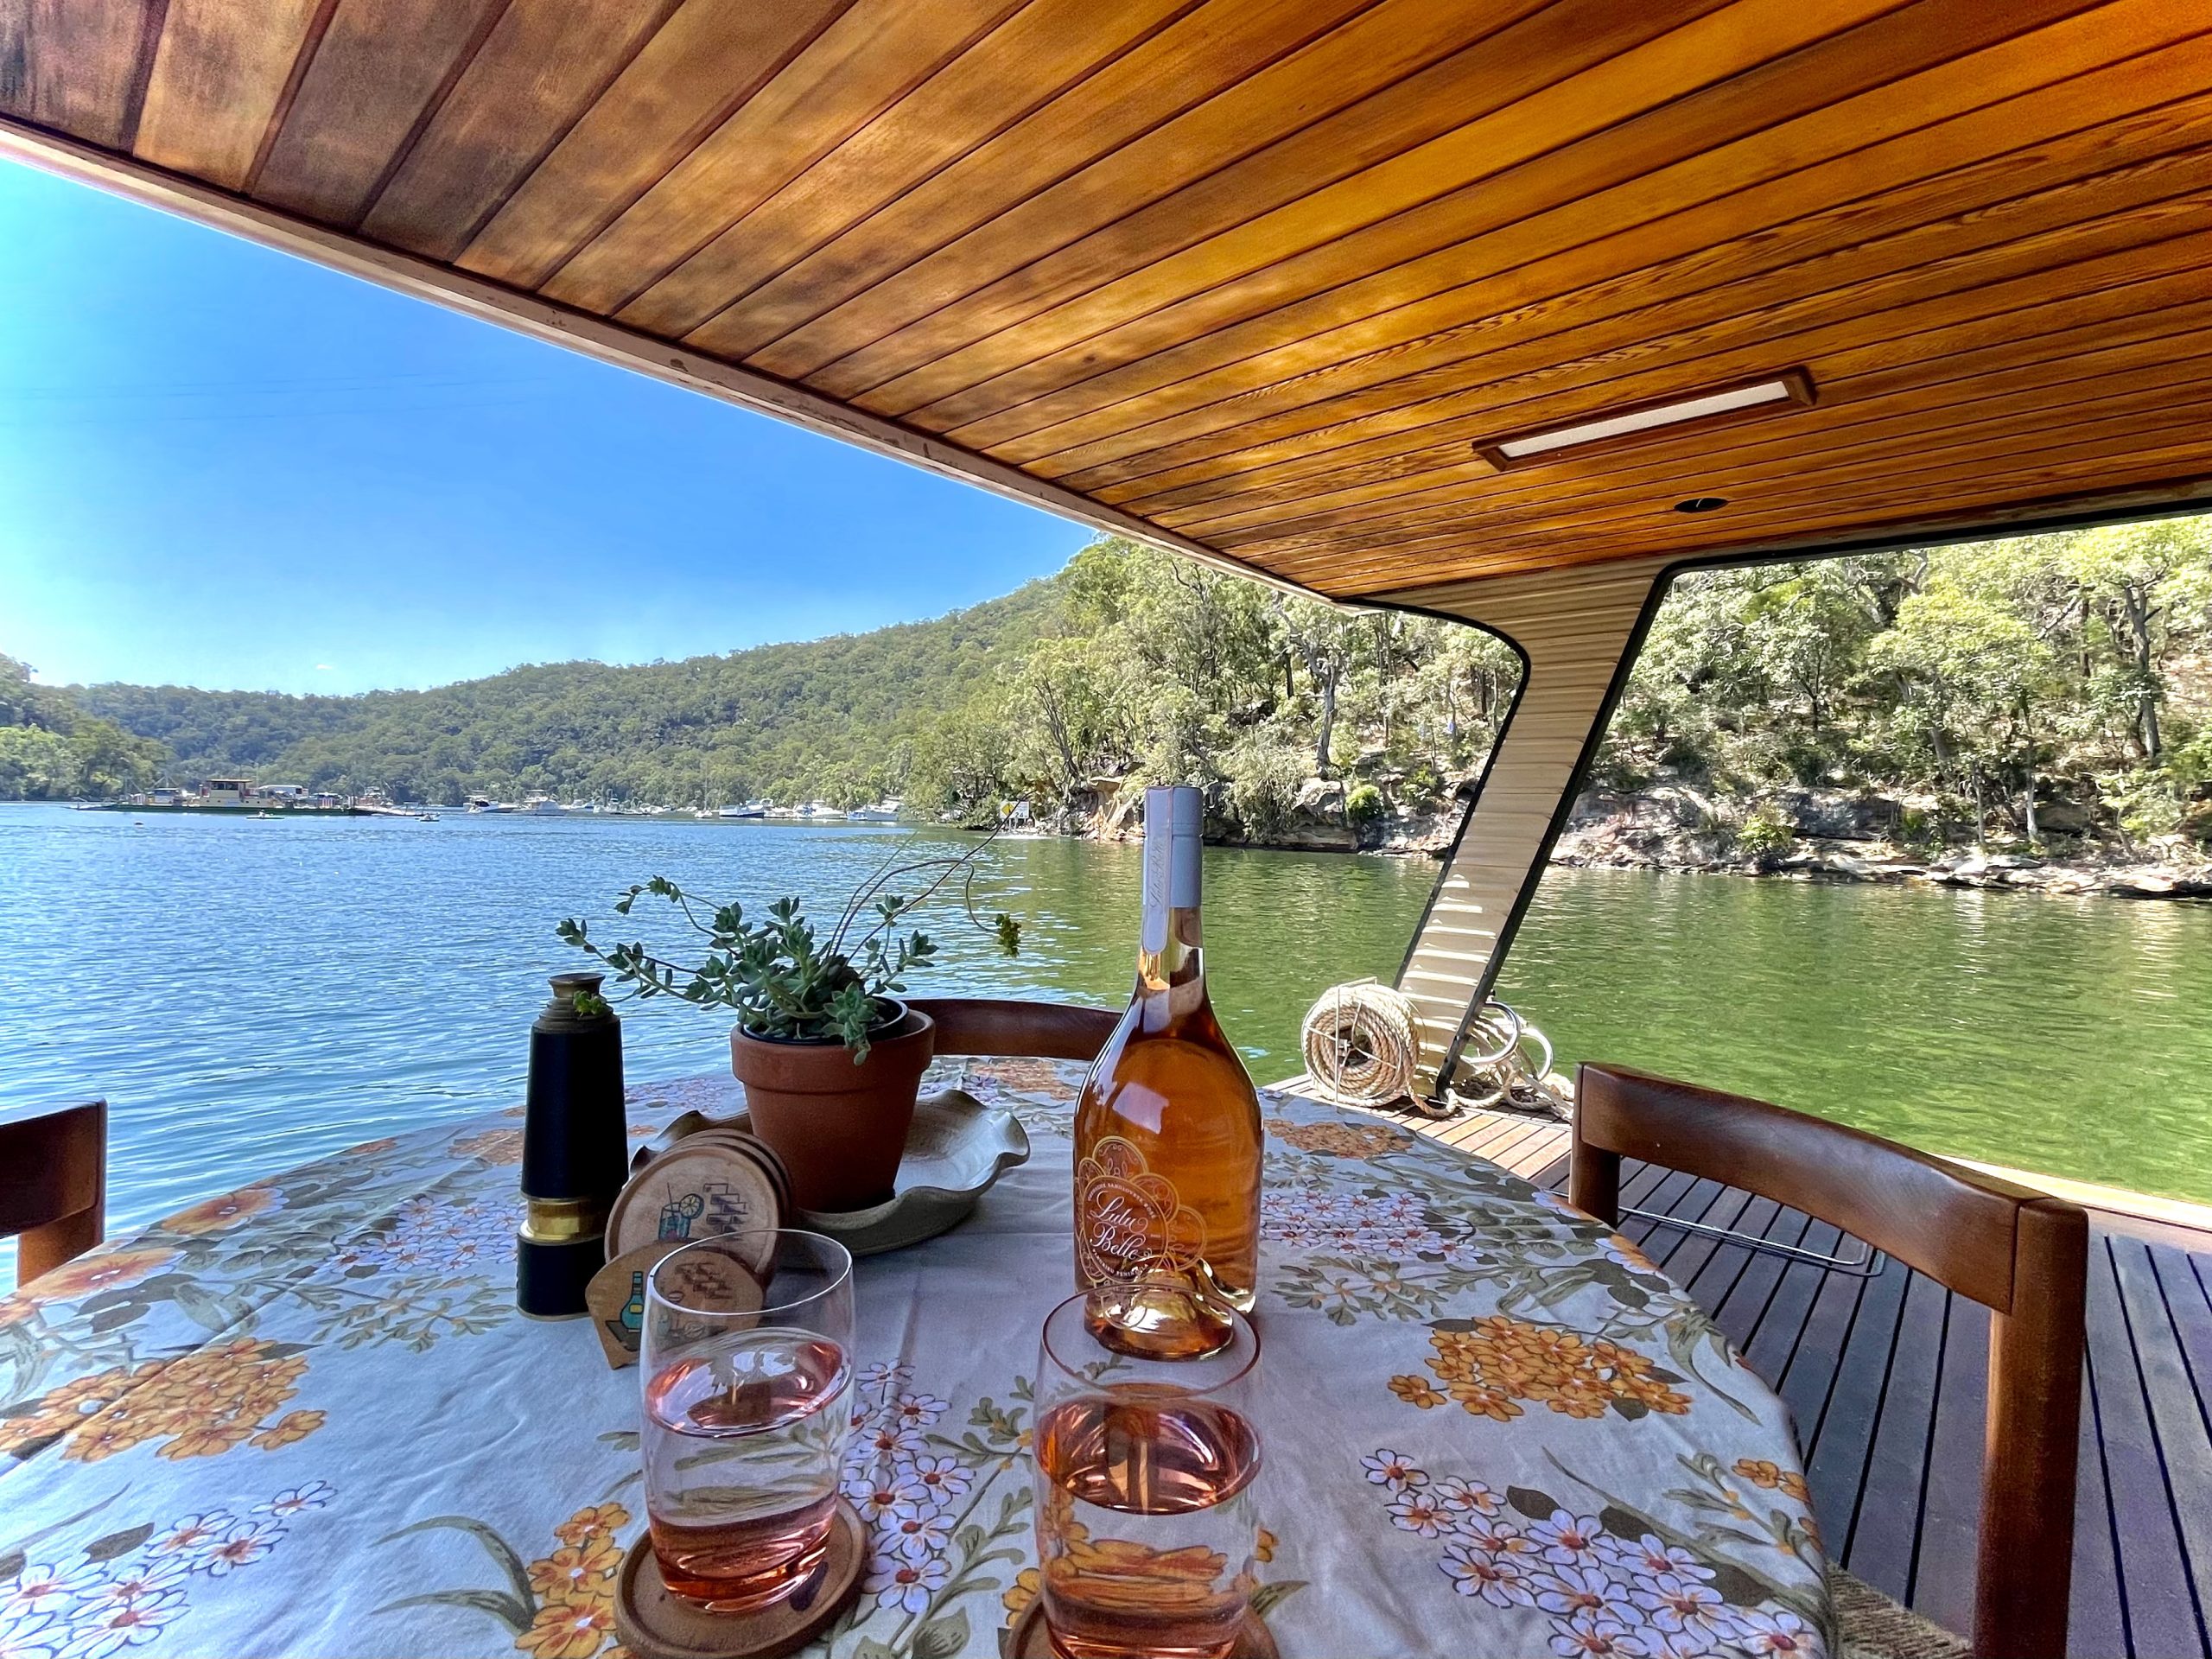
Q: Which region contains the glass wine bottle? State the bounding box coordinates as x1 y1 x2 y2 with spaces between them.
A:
1074 785 1262 1358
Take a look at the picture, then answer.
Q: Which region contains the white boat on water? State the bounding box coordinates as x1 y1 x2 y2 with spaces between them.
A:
523 797 564 816
717 801 767 819
847 800 900 823
466 797 511 814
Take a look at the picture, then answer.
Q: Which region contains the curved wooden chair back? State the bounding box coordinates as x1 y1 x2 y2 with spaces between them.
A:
907 997 1117 1062
0 1101 108 1287
1569 1063 2085 1659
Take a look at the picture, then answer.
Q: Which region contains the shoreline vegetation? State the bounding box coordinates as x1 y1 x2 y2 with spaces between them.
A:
6 518 2209 901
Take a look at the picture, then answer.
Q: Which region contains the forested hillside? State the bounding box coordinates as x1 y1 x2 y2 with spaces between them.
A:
7 516 2211 857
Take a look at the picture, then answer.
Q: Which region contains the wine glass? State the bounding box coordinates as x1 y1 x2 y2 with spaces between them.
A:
639 1230 854 1611
1031 1288 1263 1659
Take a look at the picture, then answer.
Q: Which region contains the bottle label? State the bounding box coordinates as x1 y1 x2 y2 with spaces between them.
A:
1076 1135 1208 1287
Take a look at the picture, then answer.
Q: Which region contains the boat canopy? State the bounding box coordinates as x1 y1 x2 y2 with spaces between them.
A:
3 0 2205 607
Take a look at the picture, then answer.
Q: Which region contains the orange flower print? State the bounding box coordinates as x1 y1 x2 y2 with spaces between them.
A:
551 1503 631 1548
514 1503 630 1658
529 1538 622 1602
250 1409 326 1451
1733 1456 1811 1503
518 1599 616 1659
20 1245 177 1300
165 1183 283 1235
1255 1529 1278 1564
1389 1374 1445 1408
1265 1118 1405 1159
1405 1318 1691 1423
2 1338 325 1465
346 1136 400 1156
1001 1566 1040 1625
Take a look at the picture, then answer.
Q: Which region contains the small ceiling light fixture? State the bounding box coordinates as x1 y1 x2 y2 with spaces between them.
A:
1673 496 1729 513
1474 369 1815 470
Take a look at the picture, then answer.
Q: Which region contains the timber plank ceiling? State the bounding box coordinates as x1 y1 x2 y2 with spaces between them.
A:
5 0 2212 600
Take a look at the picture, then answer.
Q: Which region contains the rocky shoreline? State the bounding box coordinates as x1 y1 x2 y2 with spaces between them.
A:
1046 776 2212 901
1549 785 2212 900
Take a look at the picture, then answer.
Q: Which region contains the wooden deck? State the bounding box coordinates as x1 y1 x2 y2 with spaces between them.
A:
1300 1087 2212 1657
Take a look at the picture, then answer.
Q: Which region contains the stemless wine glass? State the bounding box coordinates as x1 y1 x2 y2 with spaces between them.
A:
1032 1288 1263 1659
640 1230 854 1611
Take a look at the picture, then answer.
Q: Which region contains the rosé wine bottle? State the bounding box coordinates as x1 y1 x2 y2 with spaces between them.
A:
1074 786 1262 1358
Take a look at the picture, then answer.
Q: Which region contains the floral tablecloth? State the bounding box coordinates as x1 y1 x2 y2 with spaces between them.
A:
1 1062 1829 1659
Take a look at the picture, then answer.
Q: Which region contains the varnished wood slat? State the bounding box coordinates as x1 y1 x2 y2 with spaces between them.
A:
815 0 1800 409
251 0 507 225
1177 320 2212 550
457 0 853 292
1065 35 2212 507
1124 155 2212 531
1244 350 2212 565
358 0 682 262
898 0 2115 435
1325 409 2212 592
134 0 324 190
613 0 1203 341
0 0 158 149
537 0 1030 317
735 0 1581 385
999 120 2212 477
677 0 1376 365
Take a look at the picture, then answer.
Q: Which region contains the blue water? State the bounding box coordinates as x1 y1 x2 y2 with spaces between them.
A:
5 803 2211 1277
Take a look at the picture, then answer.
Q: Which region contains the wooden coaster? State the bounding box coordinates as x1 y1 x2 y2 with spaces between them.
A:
585 1242 684 1369
1003 1599 1280 1659
607 1141 783 1269
615 1501 866 1659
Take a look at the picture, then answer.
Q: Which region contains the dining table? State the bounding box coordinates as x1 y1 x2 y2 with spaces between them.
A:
0 1057 1832 1659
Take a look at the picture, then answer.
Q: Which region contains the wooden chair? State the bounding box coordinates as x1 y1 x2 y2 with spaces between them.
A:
1568 1064 2085 1659
1 1101 108 1287
907 997 1117 1062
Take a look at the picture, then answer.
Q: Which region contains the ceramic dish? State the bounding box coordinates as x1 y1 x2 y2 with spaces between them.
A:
650 1090 1027 1256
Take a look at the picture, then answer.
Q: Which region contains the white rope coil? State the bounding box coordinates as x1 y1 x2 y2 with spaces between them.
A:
1300 981 1423 1108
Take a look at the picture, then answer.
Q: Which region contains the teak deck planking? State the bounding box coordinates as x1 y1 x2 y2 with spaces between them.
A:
1306 1085 2212 1656
6 0 2212 601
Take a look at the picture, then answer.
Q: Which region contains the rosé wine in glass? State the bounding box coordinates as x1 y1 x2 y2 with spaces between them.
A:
640 1231 854 1612
1033 1292 1264 1659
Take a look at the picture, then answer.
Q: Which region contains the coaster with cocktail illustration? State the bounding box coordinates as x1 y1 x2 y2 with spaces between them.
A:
583 1241 766 1370
1001 1599 1281 1658
606 1139 785 1274
613 1500 866 1659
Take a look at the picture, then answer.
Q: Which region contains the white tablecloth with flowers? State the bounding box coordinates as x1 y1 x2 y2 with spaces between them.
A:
1 1060 1830 1659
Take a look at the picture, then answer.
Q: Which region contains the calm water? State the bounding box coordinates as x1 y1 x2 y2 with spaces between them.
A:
3 804 2210 1259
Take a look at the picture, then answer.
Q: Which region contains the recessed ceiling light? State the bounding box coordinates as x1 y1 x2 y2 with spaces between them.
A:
1673 496 1728 513
1474 370 1814 470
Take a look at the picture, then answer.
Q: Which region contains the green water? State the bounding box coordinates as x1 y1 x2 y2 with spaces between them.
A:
3 806 2209 1243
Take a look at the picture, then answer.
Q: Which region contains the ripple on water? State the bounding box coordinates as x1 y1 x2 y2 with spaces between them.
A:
4 807 2209 1265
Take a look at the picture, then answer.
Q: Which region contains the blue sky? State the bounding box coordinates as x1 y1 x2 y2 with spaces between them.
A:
0 159 1088 696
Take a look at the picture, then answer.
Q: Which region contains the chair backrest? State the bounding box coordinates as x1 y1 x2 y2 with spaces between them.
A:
1571 1063 2085 1659
906 997 1117 1062
0 1101 109 1287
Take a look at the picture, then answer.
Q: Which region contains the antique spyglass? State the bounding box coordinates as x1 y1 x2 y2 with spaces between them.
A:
1032 1290 1264 1659
639 1230 853 1611
1073 785 1262 1357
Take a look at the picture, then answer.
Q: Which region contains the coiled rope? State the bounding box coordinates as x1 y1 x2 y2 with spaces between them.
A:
1301 982 1571 1120
1300 981 1423 1108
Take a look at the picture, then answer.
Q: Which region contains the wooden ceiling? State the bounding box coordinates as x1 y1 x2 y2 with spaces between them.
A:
6 0 2212 601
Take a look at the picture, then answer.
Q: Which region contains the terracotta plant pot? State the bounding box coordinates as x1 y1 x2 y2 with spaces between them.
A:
730 1003 936 1213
